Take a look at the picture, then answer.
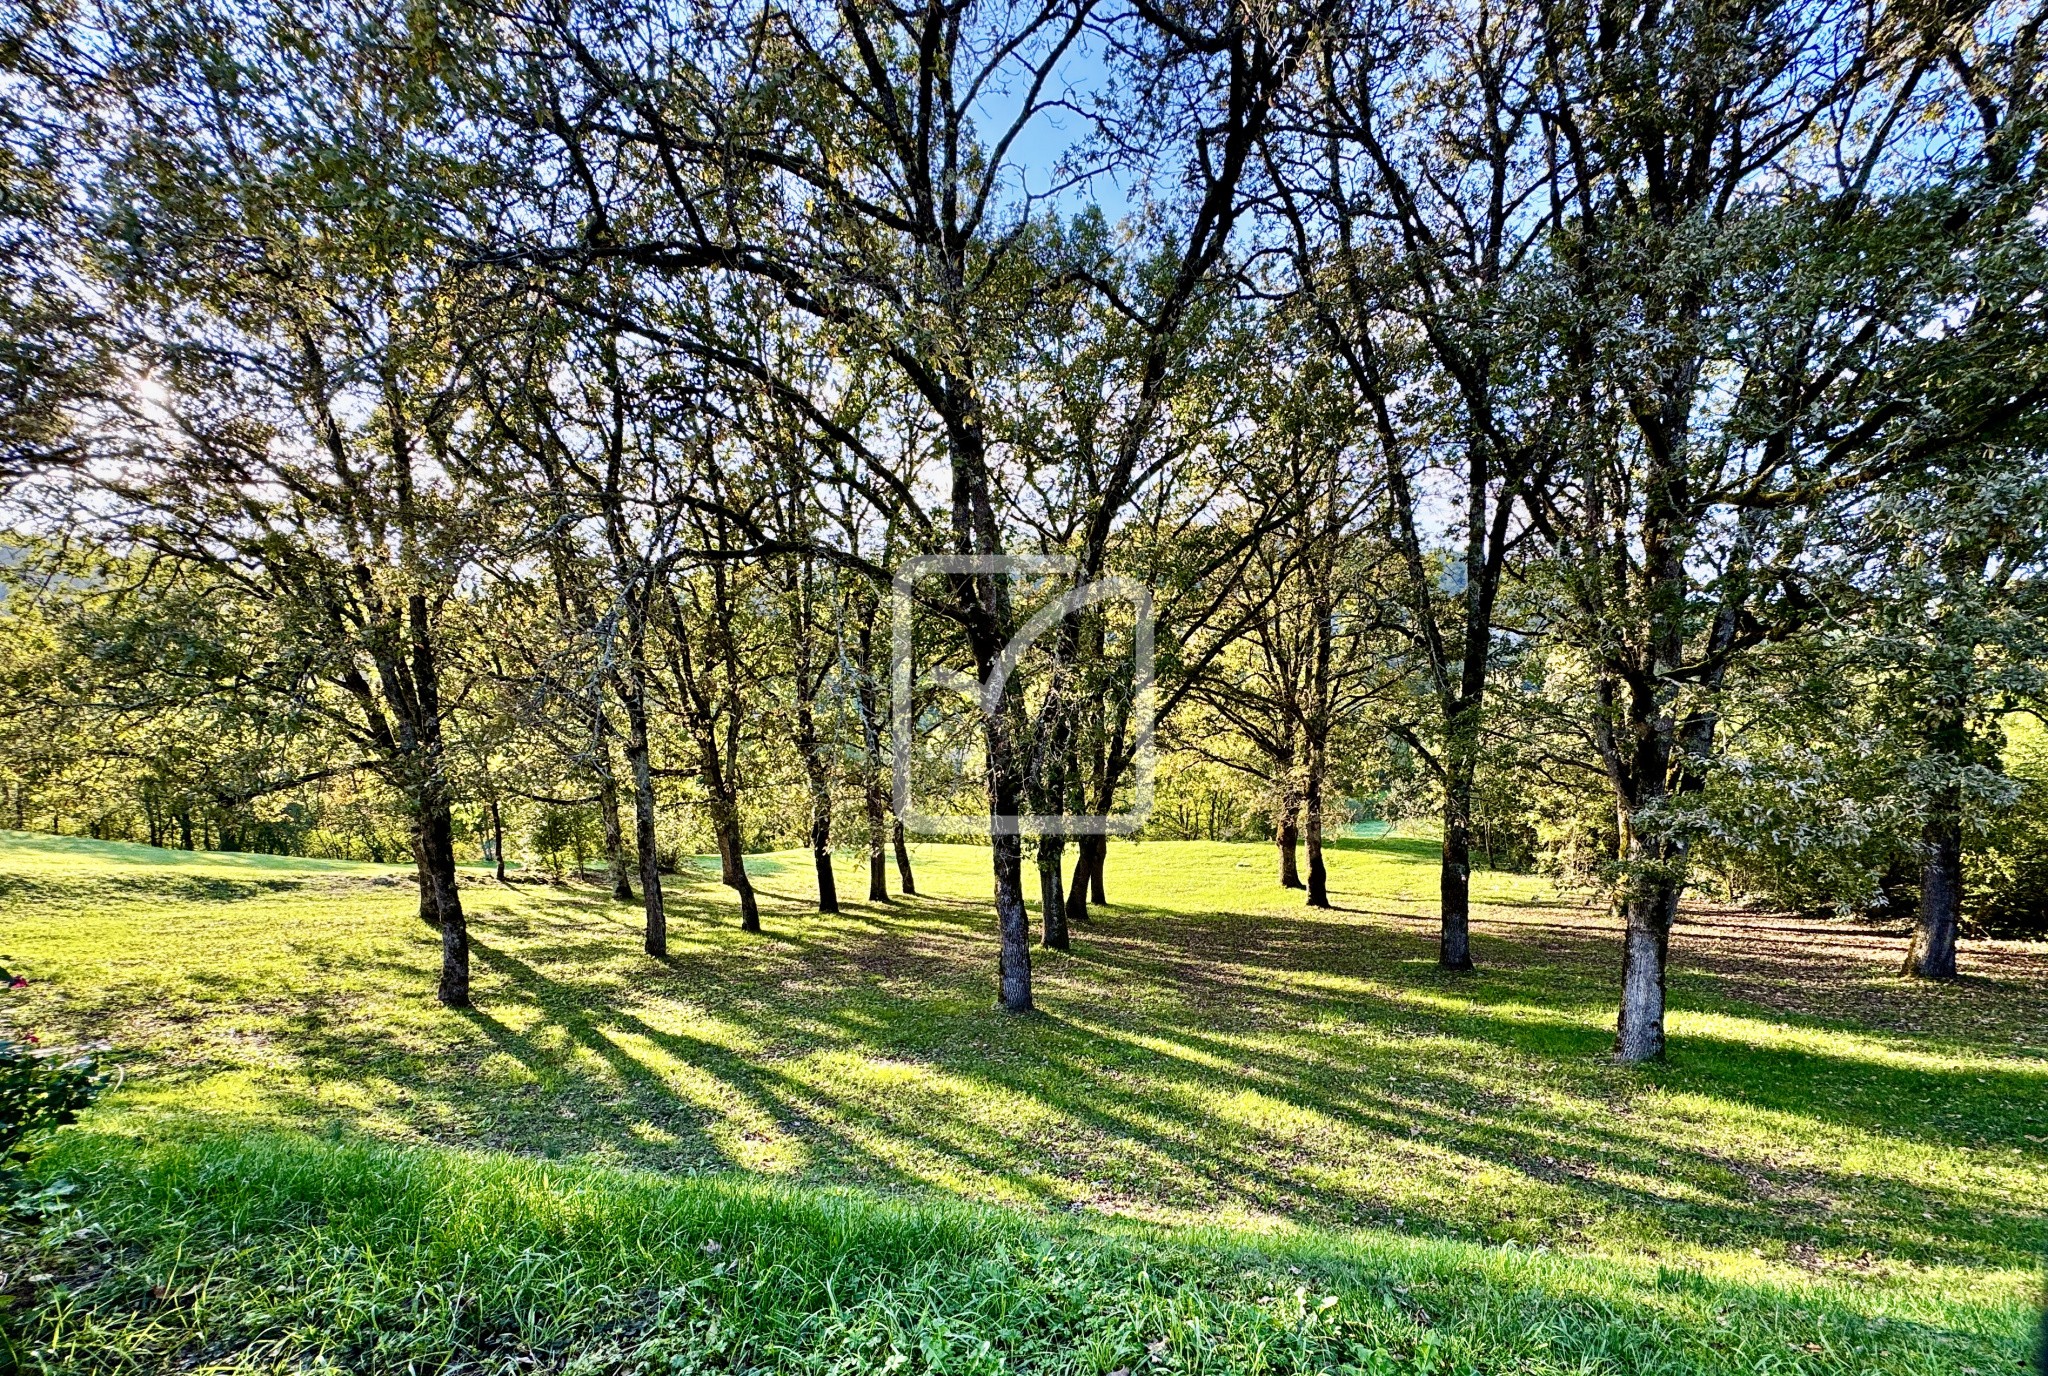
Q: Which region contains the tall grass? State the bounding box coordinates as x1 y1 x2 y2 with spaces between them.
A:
17 1131 2031 1374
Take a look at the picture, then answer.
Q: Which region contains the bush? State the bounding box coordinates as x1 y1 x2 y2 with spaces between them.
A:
0 963 102 1208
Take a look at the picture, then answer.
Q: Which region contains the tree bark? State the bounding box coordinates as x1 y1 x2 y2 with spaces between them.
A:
795 695 839 914
489 795 506 882
1615 860 1682 1062
986 711 1034 1010
1039 836 1069 949
411 824 438 926
418 790 469 1008
710 795 761 933
621 683 666 958
1304 743 1330 909
1276 782 1304 888
893 819 916 895
599 772 633 901
809 787 839 916
1439 737 1476 970
1065 834 1099 925
1906 791 1962 979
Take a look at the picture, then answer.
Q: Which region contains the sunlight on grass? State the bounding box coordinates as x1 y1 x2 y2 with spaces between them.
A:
2 827 2044 1370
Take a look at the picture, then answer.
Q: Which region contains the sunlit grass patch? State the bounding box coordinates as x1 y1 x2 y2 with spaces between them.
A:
2 828 2044 1371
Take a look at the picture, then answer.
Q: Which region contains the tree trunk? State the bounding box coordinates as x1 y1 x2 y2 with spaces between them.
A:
711 797 761 933
489 795 506 882
419 792 469 1008
599 773 633 901
622 685 666 958
986 714 1033 1010
894 818 916 895
1039 836 1069 949
1065 834 1097 925
1439 747 1476 970
995 827 1033 1010
1906 793 1962 979
1304 744 1330 909
797 707 839 914
810 794 839 916
866 788 889 902
411 824 438 927
1276 783 1304 889
1089 834 1106 903
1614 862 1680 1062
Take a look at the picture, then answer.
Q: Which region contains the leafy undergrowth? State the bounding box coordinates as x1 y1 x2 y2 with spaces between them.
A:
11 1131 2031 1375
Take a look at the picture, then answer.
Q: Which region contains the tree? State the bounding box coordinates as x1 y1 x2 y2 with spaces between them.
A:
70 0 509 1004
1532 0 2048 1058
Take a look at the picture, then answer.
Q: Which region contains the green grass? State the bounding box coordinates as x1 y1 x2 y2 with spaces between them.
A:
1 829 2044 1372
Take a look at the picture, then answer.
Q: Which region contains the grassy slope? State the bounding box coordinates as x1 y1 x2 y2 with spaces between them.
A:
1 829 2043 1372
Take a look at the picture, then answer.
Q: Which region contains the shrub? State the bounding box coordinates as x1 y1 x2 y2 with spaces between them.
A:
0 963 102 1209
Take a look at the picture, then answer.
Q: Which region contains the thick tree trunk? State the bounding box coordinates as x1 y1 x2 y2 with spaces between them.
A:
419 793 469 1008
1065 834 1098 925
1906 799 1962 979
894 818 916 895
622 687 666 958
599 773 633 901
1039 836 1069 949
986 715 1033 1010
1614 864 1680 1062
411 825 438 926
1276 784 1304 888
994 828 1033 1010
1089 835 1106 903
1438 807 1473 969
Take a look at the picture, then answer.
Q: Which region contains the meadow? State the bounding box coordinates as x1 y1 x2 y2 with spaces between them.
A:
0 829 2042 1373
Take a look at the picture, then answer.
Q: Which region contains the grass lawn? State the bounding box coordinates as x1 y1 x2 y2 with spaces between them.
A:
0 829 2043 1372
